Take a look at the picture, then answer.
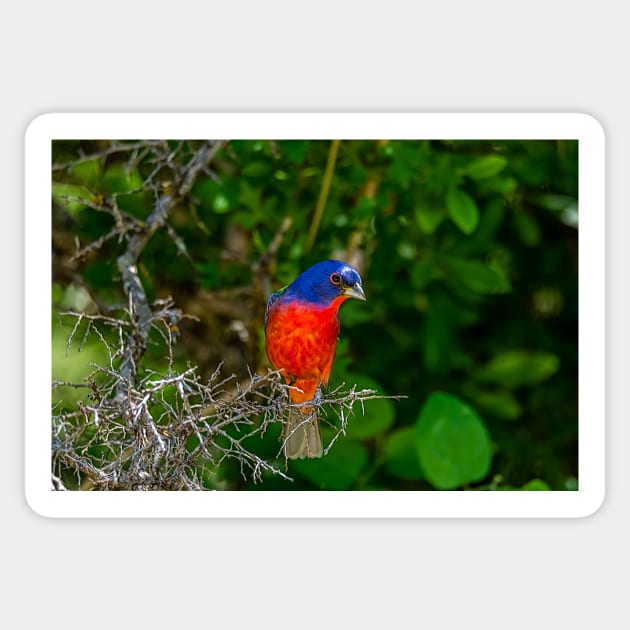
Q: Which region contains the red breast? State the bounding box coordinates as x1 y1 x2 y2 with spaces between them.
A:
265 297 346 403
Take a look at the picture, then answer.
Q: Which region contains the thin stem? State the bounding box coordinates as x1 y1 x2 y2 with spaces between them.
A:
305 139 340 253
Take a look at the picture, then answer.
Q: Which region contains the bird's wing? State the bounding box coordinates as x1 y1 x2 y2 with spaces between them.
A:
264 286 287 325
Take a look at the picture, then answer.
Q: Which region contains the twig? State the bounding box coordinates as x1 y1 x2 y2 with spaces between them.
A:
115 140 227 388
51 141 166 172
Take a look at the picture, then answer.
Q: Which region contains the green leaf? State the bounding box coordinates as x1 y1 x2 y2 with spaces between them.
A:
533 193 577 212
475 350 560 388
274 170 290 181
52 183 95 215
415 205 446 234
513 211 542 247
383 428 425 480
70 158 102 187
102 163 144 194
415 392 493 490
462 155 508 179
444 257 511 294
242 161 272 178
467 389 523 421
488 176 518 196
446 188 479 234
292 439 368 490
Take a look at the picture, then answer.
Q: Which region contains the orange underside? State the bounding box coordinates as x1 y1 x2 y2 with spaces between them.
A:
265 297 346 404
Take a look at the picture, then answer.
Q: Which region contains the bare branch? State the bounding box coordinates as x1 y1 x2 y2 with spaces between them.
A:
53 308 402 490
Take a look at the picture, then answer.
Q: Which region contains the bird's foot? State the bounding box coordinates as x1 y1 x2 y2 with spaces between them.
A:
313 388 322 406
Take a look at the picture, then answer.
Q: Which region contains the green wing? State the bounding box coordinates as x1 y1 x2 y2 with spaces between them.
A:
264 286 287 325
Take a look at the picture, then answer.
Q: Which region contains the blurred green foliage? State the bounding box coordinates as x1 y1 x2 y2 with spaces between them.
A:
52 138 578 491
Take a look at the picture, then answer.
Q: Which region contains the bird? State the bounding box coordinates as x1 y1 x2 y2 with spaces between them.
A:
264 259 366 459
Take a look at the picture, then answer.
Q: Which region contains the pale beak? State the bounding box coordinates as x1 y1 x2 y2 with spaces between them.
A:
344 282 366 301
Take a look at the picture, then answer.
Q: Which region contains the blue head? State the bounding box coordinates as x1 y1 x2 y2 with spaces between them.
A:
283 259 366 306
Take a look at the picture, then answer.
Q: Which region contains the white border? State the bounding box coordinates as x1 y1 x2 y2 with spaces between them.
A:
25 113 605 518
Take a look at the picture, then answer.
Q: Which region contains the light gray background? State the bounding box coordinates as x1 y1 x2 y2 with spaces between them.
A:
6 1 625 627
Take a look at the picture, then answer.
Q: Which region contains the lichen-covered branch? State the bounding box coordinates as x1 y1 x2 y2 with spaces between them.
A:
114 140 227 389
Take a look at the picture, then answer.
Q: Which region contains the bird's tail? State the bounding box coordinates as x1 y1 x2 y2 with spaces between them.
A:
283 406 323 459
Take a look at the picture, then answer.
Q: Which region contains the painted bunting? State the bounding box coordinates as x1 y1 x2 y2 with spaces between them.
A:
264 259 366 459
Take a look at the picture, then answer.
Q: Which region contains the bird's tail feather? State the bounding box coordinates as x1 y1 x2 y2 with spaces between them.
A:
283 407 322 459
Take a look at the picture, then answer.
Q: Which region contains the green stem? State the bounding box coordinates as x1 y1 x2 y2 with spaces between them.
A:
305 139 340 253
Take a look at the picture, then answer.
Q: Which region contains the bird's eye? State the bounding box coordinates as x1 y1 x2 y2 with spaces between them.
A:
330 272 342 286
